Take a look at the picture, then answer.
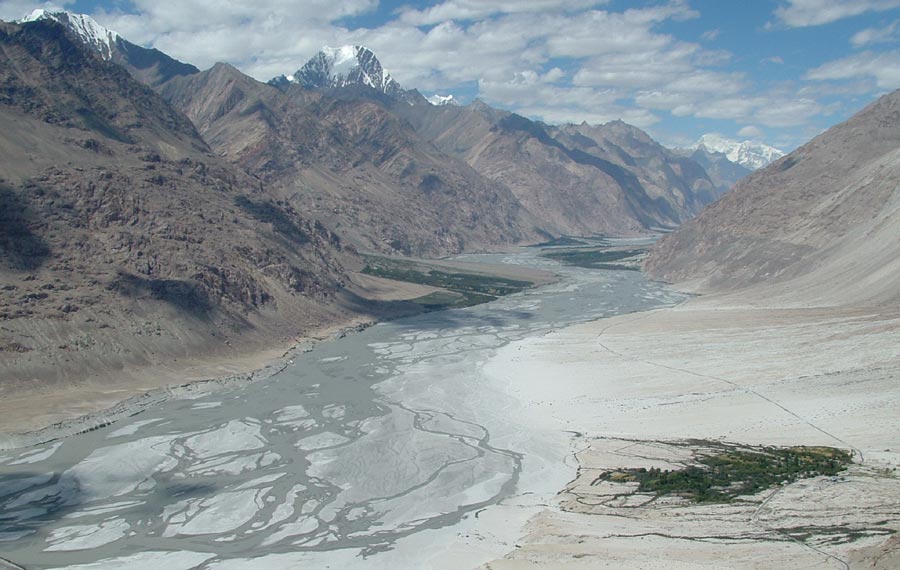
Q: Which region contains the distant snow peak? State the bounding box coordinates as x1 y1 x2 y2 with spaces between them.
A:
694 133 785 170
284 45 403 96
19 9 119 61
426 94 458 106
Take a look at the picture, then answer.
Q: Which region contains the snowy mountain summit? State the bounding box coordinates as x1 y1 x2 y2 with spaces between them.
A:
426 94 459 106
19 9 119 60
272 45 403 97
693 133 785 170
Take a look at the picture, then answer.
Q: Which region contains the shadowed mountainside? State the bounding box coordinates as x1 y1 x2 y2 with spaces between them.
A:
393 100 718 236
0 19 358 396
676 145 752 194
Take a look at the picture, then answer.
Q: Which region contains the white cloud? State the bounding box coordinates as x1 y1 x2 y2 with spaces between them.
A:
774 0 900 28
4 0 858 150
851 20 900 46
695 97 765 121
806 50 900 89
0 0 72 21
738 125 764 138
570 42 714 90
516 105 660 129
754 98 826 127
93 0 377 77
544 6 692 58
398 0 606 26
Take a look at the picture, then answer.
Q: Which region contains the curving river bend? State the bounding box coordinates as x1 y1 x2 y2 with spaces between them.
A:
0 250 683 569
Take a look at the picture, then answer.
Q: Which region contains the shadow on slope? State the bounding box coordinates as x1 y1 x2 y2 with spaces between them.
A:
0 184 51 271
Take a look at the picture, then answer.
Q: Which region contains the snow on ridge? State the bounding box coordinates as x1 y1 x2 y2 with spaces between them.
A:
427 94 458 106
322 45 358 66
19 9 119 61
694 133 785 170
289 45 403 96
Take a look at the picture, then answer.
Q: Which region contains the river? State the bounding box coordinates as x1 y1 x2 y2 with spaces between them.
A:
0 249 684 569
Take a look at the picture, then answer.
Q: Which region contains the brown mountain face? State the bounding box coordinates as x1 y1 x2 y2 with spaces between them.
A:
0 20 356 393
644 89 900 307
551 120 719 220
110 35 200 88
159 64 545 257
394 101 718 236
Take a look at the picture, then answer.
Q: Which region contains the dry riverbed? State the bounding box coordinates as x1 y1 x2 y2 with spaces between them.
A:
0 256 555 448
479 303 900 569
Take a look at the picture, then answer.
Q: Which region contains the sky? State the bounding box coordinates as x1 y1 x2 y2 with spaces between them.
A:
2 0 900 150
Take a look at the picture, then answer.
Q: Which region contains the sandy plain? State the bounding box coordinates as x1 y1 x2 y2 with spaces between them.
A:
478 300 900 569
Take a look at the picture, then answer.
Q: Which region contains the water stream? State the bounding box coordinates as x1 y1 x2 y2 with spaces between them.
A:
0 250 684 569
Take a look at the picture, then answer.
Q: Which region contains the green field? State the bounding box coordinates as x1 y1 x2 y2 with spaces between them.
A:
602 444 853 503
361 255 535 311
541 247 645 270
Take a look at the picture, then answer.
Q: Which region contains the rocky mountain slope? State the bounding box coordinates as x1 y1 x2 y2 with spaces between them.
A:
551 120 719 215
645 89 900 307
395 100 718 236
11 21 724 250
161 63 543 256
0 19 358 398
21 9 200 87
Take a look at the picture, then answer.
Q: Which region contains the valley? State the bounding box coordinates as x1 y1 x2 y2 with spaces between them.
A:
1 5 899 570
0 251 686 569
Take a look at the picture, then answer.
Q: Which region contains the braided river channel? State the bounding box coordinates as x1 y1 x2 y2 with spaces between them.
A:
0 250 684 569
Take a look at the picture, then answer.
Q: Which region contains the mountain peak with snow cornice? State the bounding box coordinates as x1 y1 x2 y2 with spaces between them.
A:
16 9 199 86
426 94 459 106
693 133 785 170
272 45 404 97
19 9 119 60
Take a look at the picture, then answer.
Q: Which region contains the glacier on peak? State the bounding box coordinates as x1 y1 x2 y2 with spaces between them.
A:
273 45 404 97
426 94 459 106
692 133 785 170
19 9 119 61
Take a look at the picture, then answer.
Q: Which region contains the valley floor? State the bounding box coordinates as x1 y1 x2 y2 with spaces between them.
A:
0 260 555 447
477 301 900 569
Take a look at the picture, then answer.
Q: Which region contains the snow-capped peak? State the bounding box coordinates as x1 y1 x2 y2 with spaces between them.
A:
279 45 404 97
19 9 119 61
693 133 785 170
426 94 459 106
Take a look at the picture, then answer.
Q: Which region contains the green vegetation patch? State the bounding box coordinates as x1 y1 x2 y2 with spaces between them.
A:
603 445 852 503
362 255 534 310
542 247 645 270
529 235 613 248
529 236 591 248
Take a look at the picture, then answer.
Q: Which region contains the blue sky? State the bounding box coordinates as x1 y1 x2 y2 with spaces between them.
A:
3 0 900 150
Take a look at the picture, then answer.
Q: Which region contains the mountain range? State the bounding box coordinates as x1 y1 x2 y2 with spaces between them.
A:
0 17 368 396
14 11 743 246
0 9 767 405
20 9 199 87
